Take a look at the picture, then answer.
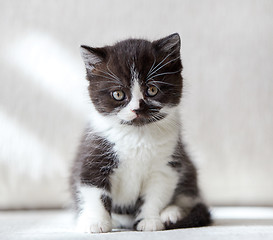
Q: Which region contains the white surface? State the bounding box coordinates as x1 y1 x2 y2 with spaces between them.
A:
1 207 273 240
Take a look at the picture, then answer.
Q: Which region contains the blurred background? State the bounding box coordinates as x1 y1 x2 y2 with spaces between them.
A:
0 0 272 209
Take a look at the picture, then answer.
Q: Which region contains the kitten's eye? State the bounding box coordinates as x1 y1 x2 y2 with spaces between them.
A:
112 90 125 101
146 86 158 97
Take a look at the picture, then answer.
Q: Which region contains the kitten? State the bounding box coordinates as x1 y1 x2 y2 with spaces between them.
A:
71 33 211 233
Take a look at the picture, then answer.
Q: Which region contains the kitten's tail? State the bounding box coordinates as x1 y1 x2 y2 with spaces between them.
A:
165 203 212 230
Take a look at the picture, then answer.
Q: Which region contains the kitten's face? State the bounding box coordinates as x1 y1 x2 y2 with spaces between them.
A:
81 33 183 126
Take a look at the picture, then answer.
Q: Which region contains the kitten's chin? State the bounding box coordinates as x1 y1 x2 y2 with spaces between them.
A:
120 113 167 127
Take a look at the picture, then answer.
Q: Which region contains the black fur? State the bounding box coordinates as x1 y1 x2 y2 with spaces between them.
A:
112 197 144 216
169 139 200 197
70 129 118 196
101 194 112 214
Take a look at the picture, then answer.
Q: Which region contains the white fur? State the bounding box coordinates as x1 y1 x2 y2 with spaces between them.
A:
160 205 184 224
80 47 102 71
77 186 112 233
117 79 143 121
136 218 164 231
86 92 182 230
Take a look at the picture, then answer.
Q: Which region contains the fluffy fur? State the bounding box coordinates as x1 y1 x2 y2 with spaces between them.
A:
71 33 211 233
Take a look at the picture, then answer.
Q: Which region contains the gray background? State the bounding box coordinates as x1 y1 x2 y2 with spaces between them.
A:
0 0 272 208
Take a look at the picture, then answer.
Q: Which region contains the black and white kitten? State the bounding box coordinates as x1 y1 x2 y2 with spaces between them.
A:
71 33 211 233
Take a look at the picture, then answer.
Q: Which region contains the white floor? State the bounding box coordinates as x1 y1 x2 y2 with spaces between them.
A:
1 207 273 240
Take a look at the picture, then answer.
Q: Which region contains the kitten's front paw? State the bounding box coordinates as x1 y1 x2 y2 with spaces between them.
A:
76 213 112 233
136 218 165 231
160 205 184 226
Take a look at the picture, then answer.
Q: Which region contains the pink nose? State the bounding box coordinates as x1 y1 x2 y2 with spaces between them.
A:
131 109 140 116
131 99 146 115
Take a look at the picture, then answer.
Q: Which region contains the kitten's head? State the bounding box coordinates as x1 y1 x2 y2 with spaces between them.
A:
80 33 183 126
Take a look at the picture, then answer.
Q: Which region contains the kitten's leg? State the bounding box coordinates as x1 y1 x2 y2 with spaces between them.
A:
160 205 184 226
160 195 211 229
135 168 179 231
160 195 200 227
76 185 112 233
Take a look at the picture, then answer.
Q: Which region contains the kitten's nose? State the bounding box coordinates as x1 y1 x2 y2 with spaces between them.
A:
132 99 146 115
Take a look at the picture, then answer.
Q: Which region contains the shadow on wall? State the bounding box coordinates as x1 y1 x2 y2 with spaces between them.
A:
0 32 89 209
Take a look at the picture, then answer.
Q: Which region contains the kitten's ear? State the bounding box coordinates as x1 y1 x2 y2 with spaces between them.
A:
153 33 181 55
80 45 107 71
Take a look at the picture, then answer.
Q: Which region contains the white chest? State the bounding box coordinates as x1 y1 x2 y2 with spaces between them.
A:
108 125 179 206
89 106 181 206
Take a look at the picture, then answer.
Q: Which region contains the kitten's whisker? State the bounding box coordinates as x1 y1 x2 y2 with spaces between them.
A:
91 87 117 92
150 116 165 134
96 69 119 82
147 80 179 87
91 80 122 87
147 82 163 94
148 50 174 78
91 73 122 85
106 63 122 83
91 73 116 81
147 69 182 81
95 69 122 86
147 56 157 76
147 49 176 78
148 56 180 79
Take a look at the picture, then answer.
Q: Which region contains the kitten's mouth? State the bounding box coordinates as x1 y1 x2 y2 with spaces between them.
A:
121 112 167 126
